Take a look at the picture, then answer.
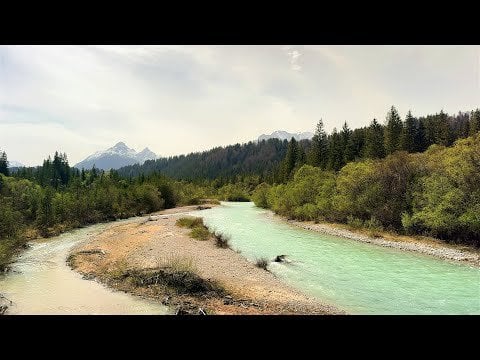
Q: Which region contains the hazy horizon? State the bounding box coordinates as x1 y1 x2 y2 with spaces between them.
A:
1 45 479 166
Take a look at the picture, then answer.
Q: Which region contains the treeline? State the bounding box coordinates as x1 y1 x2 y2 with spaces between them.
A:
275 107 480 182
253 133 480 247
0 150 220 270
115 107 479 185
117 138 289 183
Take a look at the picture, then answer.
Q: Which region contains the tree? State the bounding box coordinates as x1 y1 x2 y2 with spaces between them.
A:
307 119 328 169
384 106 403 155
281 138 301 181
414 118 427 152
327 128 344 171
0 151 9 176
470 108 480 135
364 119 385 159
341 122 356 163
400 110 417 153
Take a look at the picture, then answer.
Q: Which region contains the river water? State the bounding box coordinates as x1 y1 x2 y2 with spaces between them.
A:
0 221 168 315
190 202 480 314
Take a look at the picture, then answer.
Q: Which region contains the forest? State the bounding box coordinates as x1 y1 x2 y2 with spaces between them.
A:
1 106 479 269
253 107 480 247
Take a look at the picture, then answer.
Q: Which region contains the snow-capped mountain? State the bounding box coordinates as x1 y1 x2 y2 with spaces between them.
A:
257 130 314 142
7 160 24 168
74 142 158 170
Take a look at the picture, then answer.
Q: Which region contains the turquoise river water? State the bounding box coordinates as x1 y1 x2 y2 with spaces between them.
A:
190 202 480 314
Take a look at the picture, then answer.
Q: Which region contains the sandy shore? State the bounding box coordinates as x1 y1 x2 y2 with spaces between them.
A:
68 205 343 315
283 217 480 267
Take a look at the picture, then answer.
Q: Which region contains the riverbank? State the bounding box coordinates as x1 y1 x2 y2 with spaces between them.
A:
279 216 480 267
68 204 342 315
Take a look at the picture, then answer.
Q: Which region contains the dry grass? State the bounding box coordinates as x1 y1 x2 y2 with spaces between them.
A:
214 232 231 249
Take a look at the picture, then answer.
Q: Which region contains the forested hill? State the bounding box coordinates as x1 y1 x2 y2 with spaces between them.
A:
117 107 479 182
116 138 292 181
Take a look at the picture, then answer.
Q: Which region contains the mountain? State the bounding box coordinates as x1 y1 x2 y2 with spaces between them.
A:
7 160 24 168
74 142 158 170
257 130 314 142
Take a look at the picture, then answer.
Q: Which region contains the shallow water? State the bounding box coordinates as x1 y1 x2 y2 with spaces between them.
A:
0 222 168 315
190 202 480 314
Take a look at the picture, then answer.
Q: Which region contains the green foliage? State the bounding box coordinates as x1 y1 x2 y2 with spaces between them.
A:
190 226 211 241
252 182 271 208
0 151 9 176
259 133 480 246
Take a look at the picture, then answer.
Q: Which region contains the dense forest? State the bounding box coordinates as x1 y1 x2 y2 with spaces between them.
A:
117 138 290 182
252 108 480 247
116 107 479 184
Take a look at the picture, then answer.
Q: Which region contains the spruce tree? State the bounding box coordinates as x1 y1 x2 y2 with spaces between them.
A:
281 138 299 181
341 121 355 163
327 128 344 171
400 110 417 153
0 151 9 176
384 106 403 155
307 119 328 169
470 109 480 135
365 119 386 159
414 118 427 152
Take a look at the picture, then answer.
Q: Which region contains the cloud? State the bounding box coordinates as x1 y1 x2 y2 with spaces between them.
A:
282 46 303 71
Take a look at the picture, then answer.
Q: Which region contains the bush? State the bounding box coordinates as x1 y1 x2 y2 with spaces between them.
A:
346 216 363 229
190 226 211 241
176 217 204 228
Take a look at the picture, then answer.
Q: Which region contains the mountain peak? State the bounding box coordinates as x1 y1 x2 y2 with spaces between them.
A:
74 142 157 170
257 130 314 142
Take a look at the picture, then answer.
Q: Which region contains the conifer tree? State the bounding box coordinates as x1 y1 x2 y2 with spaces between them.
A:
0 151 9 176
365 119 385 159
400 110 417 153
307 119 328 169
384 106 403 154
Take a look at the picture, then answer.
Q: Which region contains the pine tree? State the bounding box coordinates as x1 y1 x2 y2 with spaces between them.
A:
384 106 403 155
281 138 299 181
341 122 355 163
0 151 9 176
400 110 416 153
470 108 480 135
307 119 328 169
414 118 428 152
327 128 344 171
436 110 451 146
365 119 385 159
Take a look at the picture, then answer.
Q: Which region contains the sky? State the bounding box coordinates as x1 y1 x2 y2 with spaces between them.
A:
0 45 479 166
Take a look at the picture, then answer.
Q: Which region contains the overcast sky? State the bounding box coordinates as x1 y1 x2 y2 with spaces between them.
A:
1 45 479 166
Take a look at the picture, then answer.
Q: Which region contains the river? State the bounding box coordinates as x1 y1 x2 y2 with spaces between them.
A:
189 202 480 315
0 221 168 315
2 202 479 315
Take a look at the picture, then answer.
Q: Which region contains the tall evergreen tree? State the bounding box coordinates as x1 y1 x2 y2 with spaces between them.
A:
327 128 344 171
400 110 417 153
470 108 480 135
365 119 385 159
0 151 9 176
307 119 328 169
436 110 451 146
414 118 428 152
341 122 356 163
384 106 403 155
281 138 300 181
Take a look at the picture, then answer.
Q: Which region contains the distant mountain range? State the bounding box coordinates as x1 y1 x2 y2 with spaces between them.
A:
257 130 314 142
7 160 24 168
74 142 158 170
